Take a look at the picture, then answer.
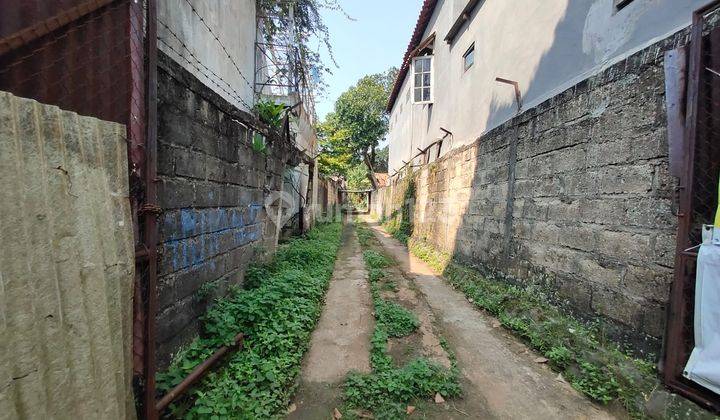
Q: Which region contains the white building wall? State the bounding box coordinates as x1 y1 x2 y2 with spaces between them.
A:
158 0 256 112
388 0 714 174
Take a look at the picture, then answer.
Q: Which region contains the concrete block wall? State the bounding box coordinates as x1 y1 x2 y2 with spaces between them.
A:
155 52 292 365
317 176 342 220
379 29 691 354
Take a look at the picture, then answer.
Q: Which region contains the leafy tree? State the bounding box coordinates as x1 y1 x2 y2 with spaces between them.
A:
346 163 373 190
373 145 389 173
317 114 353 176
317 67 397 180
258 0 350 94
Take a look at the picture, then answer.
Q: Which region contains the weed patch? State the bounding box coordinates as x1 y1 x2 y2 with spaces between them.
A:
375 299 419 338
156 223 343 419
342 223 461 418
381 216 411 244
363 249 391 269
356 225 374 247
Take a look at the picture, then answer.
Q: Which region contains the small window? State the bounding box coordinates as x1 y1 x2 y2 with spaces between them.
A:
614 0 634 10
463 43 475 71
413 56 432 103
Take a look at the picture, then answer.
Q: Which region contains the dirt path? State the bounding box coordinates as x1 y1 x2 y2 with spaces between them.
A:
364 218 618 420
287 219 374 419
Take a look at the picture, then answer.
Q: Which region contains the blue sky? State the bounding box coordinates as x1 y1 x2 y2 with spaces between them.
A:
315 0 423 120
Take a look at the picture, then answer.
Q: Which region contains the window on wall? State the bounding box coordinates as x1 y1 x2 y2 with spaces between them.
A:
463 43 475 71
614 0 634 10
413 56 432 103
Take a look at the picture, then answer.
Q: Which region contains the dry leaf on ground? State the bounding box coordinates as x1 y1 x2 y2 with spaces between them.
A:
333 407 342 419
534 357 549 364
406 405 416 415
434 392 445 404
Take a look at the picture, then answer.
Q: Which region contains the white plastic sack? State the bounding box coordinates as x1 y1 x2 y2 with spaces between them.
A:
684 225 720 395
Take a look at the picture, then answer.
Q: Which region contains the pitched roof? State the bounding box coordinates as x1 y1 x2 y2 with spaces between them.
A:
386 0 439 113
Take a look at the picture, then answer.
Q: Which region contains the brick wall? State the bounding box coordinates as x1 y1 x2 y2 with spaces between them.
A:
155 52 295 365
377 30 692 354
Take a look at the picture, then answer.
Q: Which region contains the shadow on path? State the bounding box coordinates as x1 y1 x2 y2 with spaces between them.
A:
362 216 620 420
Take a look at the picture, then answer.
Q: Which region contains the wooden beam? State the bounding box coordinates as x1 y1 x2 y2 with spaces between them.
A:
444 0 483 44
408 32 436 59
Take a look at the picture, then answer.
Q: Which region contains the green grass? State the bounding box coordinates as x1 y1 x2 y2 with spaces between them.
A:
342 223 461 419
382 216 412 244
156 222 343 419
363 249 391 269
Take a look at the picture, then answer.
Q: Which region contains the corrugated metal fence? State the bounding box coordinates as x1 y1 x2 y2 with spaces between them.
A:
0 91 135 418
0 0 150 417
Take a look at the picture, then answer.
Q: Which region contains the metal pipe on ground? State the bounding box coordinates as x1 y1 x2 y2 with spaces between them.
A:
155 333 245 412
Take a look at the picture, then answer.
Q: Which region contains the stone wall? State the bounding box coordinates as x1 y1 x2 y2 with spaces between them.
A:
155 52 295 365
376 29 690 354
317 176 343 221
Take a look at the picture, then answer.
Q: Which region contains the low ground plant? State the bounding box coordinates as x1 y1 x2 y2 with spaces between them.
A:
382 214 412 244
375 299 419 338
406 237 659 418
157 223 342 419
343 223 461 418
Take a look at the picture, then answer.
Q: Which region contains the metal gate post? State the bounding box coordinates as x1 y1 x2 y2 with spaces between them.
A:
142 0 159 418
663 1 720 412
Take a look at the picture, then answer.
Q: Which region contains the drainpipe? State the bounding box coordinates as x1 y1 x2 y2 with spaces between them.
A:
494 77 522 264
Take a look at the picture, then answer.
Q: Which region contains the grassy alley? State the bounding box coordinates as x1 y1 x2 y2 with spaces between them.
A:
157 223 343 418
155 218 715 419
340 222 461 418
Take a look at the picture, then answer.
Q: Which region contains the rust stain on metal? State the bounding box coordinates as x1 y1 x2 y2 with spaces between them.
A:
155 334 245 413
665 47 688 178
143 1 160 419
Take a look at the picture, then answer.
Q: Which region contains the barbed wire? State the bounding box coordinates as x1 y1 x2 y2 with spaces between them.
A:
180 0 255 91
157 36 253 112
157 17 251 110
156 33 291 143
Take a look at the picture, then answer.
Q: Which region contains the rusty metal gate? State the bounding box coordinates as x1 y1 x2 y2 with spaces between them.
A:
664 2 720 412
0 0 159 417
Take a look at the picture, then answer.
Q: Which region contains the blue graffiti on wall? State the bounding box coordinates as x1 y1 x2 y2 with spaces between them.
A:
163 204 264 273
